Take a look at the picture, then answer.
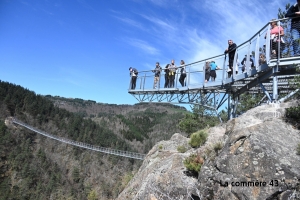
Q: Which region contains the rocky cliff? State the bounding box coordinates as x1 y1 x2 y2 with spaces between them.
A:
117 102 300 200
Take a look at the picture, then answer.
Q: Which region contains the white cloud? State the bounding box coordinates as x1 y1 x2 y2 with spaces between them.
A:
113 16 145 30
140 14 176 31
117 0 288 65
162 0 286 63
126 38 160 55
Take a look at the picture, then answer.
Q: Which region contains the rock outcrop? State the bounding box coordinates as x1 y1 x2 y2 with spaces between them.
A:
199 102 300 199
118 102 300 200
117 125 226 199
116 133 197 199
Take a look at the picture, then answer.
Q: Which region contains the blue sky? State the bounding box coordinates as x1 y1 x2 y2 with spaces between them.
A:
0 0 288 105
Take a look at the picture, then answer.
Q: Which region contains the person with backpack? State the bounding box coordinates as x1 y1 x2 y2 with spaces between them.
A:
129 67 138 90
179 60 186 87
152 62 162 89
205 61 211 82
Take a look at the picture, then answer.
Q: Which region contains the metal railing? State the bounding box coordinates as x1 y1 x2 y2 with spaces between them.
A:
128 18 299 92
12 118 146 160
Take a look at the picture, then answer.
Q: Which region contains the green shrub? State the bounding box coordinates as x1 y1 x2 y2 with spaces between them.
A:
178 113 218 135
297 143 300 155
189 130 208 148
177 145 187 153
158 144 163 150
286 106 300 119
213 142 223 153
183 154 204 174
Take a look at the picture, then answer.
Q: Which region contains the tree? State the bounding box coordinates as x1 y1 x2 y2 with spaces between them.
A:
236 93 264 116
178 100 219 135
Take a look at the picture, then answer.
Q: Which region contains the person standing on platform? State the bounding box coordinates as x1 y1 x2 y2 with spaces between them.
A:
164 64 170 88
152 62 162 89
205 61 211 82
169 59 177 88
179 60 186 87
224 39 237 78
209 61 220 81
129 67 138 90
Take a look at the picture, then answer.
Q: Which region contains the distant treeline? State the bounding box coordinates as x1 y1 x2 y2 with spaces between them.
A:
0 80 130 150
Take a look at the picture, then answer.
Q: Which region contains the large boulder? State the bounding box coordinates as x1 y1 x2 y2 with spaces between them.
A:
199 102 300 199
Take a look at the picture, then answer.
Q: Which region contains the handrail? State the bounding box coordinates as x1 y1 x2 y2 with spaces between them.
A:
132 17 297 74
11 118 146 160
128 17 300 92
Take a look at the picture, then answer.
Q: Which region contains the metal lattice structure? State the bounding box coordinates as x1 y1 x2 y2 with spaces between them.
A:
128 18 300 119
12 118 145 160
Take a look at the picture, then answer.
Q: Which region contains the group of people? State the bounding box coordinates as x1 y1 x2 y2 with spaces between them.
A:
261 0 300 58
129 1 300 90
223 10 300 75
163 59 187 88
258 0 300 57
264 19 285 59
262 1 300 58
129 60 186 90
224 18 284 77
204 60 220 82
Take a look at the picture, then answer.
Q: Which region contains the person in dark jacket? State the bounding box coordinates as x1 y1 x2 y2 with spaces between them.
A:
285 1 300 56
205 61 210 82
129 67 138 90
152 62 162 89
179 60 186 87
224 39 237 78
164 64 170 88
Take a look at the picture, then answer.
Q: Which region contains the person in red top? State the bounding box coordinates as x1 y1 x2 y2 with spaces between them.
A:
269 19 285 58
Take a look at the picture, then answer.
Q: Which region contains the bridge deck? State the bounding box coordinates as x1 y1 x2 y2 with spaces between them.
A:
11 118 145 160
129 57 299 95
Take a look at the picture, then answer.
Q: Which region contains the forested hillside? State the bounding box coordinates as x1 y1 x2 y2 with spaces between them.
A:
0 80 187 199
45 95 188 153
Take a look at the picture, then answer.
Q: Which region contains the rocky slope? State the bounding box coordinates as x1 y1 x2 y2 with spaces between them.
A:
118 102 300 200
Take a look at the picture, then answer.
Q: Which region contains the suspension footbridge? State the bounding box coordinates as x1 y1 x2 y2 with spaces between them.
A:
128 18 300 120
10 118 145 160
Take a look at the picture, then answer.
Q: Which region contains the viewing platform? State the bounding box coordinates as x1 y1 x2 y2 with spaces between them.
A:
128 18 300 119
